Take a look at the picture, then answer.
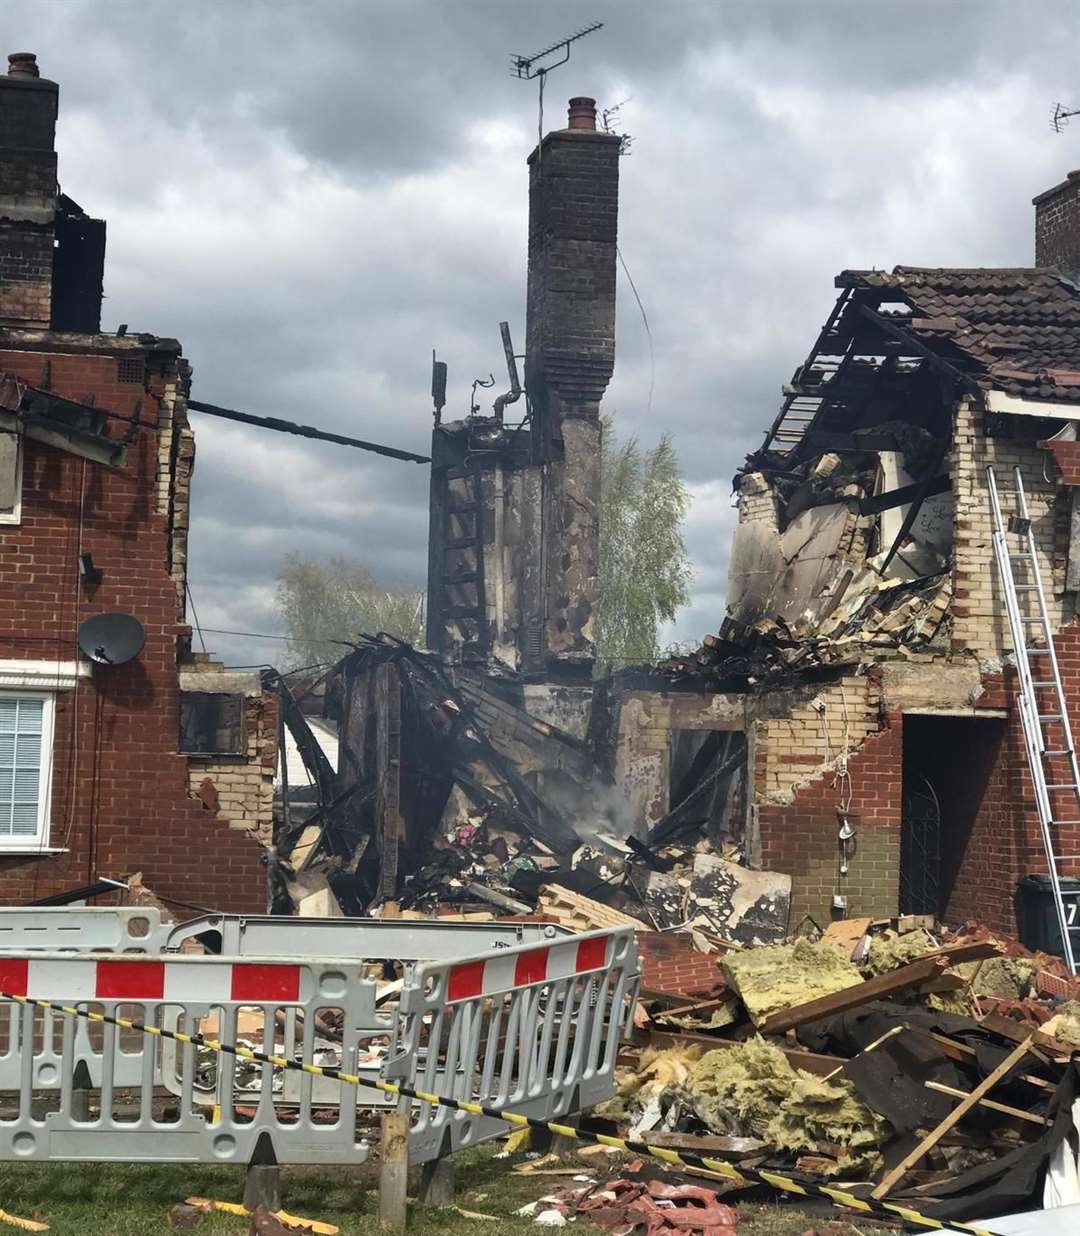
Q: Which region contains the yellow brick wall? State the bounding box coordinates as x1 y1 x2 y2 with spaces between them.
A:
753 674 880 805
951 397 1072 658
187 694 277 845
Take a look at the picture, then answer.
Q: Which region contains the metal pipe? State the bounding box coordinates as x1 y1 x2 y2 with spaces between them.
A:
492 322 522 424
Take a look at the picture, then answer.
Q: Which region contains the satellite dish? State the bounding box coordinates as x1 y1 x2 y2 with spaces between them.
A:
77 612 146 667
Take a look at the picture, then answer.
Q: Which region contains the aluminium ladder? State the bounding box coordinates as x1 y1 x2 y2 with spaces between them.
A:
988 465 1080 971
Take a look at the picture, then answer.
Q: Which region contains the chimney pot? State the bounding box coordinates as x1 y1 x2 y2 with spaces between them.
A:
567 97 597 131
7 53 40 78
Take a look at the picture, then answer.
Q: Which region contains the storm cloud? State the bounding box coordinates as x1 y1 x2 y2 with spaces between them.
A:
7 0 1080 662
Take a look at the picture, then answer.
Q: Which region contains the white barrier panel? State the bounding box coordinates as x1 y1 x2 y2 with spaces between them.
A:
0 910 571 1094
0 930 639 1168
390 927 641 1164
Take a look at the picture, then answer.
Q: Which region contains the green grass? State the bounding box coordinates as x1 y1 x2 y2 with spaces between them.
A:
0 1149 898 1235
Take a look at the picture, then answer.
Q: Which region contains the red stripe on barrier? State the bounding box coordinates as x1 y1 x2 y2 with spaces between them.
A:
96 960 165 1000
0 958 28 997
447 960 485 1003
514 947 549 988
230 964 300 1003
575 936 608 973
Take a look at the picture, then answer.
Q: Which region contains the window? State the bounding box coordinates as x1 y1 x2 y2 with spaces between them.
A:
0 692 54 848
180 692 245 755
0 430 21 525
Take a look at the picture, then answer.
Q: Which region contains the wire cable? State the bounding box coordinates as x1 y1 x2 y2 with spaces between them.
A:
617 245 655 416
185 581 207 655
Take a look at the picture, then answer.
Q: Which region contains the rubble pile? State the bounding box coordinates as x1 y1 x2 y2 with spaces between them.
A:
604 915 1080 1225
272 637 782 943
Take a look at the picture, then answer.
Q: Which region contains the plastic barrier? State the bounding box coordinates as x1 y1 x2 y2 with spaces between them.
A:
0 909 570 1094
0 928 639 1167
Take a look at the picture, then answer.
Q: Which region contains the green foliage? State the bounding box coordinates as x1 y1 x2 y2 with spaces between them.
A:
275 553 424 667
596 416 692 670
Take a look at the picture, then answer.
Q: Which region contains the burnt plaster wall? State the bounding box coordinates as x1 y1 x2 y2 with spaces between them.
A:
0 66 57 328
1035 171 1080 280
951 397 1071 659
526 124 620 666
478 459 543 669
615 690 745 829
0 339 268 911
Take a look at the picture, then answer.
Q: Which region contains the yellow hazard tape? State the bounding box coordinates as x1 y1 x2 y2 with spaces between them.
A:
0 991 1003 1236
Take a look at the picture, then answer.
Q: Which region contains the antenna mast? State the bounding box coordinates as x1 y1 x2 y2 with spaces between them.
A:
1052 102 1080 133
511 22 603 168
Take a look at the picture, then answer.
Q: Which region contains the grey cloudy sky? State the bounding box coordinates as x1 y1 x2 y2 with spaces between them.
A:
8 0 1080 665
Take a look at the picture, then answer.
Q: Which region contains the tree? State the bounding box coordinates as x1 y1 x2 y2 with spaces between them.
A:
596 417 692 670
275 553 425 667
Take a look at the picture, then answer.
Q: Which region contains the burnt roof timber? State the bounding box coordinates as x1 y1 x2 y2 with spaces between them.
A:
856 305 980 395
760 285 854 455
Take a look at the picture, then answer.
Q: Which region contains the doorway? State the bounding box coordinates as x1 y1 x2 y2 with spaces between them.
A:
900 714 1004 918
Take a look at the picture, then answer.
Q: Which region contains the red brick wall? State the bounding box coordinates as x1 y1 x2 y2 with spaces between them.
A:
1045 439 1080 486
757 719 903 928
957 622 1080 934
937 713 1018 932
635 930 723 997
0 344 267 913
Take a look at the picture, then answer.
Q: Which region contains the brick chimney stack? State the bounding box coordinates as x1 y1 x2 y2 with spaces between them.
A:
0 52 59 327
1034 169 1080 279
526 96 621 667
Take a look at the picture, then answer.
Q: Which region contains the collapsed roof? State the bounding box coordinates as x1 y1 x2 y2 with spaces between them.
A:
674 267 1080 687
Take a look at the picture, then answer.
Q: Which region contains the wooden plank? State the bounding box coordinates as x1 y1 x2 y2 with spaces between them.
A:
922 1030 1056 1091
759 955 949 1036
924 1081 1047 1127
871 1036 1033 1199
644 1028 845 1077
822 916 873 958
918 974 966 995
642 1131 766 1157
976 1011 1071 1059
378 1111 409 1231
538 884 650 932
924 940 1001 966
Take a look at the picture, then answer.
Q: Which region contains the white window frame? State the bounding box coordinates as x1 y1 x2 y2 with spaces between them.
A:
0 428 21 527
0 688 55 852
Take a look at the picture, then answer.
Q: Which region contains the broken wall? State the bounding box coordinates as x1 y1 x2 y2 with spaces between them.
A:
182 665 278 846
758 719 903 927
614 690 744 829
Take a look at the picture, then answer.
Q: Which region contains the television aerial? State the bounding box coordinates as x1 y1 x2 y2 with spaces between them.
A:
1052 102 1080 133
77 612 146 666
510 22 603 164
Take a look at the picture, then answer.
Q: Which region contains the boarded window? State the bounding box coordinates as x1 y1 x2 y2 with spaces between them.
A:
180 692 245 755
0 432 20 524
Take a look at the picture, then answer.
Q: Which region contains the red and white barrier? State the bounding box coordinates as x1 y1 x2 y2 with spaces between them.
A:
0 956 303 1003
445 933 611 1003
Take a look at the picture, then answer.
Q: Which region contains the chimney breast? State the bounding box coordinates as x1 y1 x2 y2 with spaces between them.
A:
525 93 621 665
1034 170 1080 279
567 96 597 131
7 52 40 78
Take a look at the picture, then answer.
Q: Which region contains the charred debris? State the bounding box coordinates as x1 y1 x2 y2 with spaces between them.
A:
665 271 992 689
270 637 767 938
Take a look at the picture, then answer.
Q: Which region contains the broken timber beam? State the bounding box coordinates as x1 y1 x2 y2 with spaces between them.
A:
758 954 951 1036
871 1036 1034 1200
923 1081 1047 1128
